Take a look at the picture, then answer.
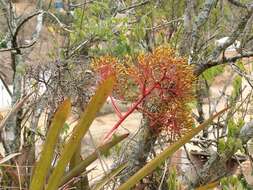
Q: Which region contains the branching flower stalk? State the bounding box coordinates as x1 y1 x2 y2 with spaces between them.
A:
93 47 196 142
105 82 159 141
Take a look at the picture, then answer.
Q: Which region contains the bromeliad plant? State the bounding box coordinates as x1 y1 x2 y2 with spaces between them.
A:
92 47 228 189
27 47 228 190
93 47 195 141
29 76 129 190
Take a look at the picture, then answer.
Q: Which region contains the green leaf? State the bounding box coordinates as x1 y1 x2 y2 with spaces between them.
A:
202 65 224 84
218 139 226 153
167 167 179 190
227 119 238 137
92 163 127 190
60 133 129 186
195 180 219 190
45 75 115 190
118 107 228 190
220 176 246 190
230 75 242 104
0 40 7 48
29 99 71 190
236 61 246 72
62 123 70 135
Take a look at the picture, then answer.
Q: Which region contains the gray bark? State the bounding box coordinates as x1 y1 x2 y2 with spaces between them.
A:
190 0 218 59
194 6 253 75
120 115 157 182
1 1 44 154
179 0 193 55
4 53 24 153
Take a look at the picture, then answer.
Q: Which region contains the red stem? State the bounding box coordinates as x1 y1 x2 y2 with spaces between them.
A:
103 83 158 141
110 96 123 119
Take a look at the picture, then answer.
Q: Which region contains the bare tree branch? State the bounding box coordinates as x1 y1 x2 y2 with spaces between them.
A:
0 92 33 132
69 0 94 8
194 7 253 75
118 0 150 13
45 11 73 32
190 0 218 60
13 11 43 44
0 41 37 52
194 50 253 75
0 74 12 96
227 0 249 9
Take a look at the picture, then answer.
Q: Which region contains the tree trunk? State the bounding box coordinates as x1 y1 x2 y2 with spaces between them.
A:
120 101 162 184
120 114 158 183
3 53 24 154
179 0 193 56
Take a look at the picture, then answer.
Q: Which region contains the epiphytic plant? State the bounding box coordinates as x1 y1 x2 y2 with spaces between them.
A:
92 46 195 141
29 75 129 190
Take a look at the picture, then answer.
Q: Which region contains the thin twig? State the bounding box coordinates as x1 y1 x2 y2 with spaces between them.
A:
15 161 22 190
69 1 94 8
0 40 37 52
158 160 168 190
118 0 150 13
0 92 33 131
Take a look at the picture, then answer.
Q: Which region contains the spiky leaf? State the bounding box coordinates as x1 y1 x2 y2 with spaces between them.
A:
45 75 115 190
29 99 71 190
118 108 228 190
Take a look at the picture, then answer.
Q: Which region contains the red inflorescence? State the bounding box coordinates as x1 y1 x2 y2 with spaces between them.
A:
92 47 195 141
